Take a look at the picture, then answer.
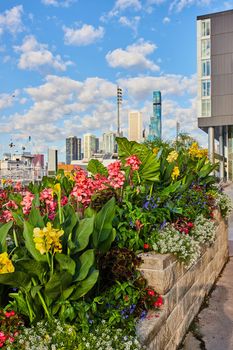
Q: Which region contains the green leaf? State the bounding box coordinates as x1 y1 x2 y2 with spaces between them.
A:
31 285 42 299
160 180 182 197
28 206 44 228
0 271 31 289
97 228 116 253
55 253 76 276
140 152 160 182
45 271 73 299
74 249 95 282
16 259 47 282
9 292 30 317
62 204 79 244
23 221 47 262
116 137 149 163
70 269 99 300
0 221 13 252
11 213 24 228
74 216 94 252
87 159 108 176
93 197 115 248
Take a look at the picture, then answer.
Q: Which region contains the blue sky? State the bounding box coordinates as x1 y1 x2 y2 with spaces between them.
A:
0 0 232 161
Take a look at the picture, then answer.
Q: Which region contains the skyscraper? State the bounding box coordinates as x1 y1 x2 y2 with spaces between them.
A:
197 9 233 179
66 136 82 164
103 131 116 154
128 111 143 143
148 91 162 141
48 148 58 176
83 133 96 160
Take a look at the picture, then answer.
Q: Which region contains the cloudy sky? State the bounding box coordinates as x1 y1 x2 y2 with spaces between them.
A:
0 0 232 160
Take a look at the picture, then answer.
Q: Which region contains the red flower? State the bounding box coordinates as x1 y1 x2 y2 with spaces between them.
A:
144 243 150 250
147 289 155 296
154 296 163 308
5 310 15 318
187 222 194 228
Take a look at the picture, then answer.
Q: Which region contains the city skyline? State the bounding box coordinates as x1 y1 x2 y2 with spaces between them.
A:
0 1 232 162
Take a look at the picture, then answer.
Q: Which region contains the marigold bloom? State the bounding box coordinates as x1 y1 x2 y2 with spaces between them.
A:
166 150 178 163
33 222 64 255
0 252 15 274
171 166 180 180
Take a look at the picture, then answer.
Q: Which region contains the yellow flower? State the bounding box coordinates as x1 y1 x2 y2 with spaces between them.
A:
54 183 61 194
188 142 207 159
166 150 178 163
64 171 74 181
33 222 64 255
171 166 180 180
153 147 159 156
0 252 15 274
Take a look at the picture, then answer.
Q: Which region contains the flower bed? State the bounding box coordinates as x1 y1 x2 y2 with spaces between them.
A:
137 211 228 350
0 137 232 349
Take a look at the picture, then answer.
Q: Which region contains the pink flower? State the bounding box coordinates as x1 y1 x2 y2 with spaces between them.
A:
125 155 142 171
14 181 22 191
0 210 13 223
107 161 125 189
61 196 68 206
5 200 18 210
21 191 34 215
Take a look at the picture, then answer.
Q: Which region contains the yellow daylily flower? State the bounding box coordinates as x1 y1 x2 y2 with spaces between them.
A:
0 252 15 274
33 222 64 255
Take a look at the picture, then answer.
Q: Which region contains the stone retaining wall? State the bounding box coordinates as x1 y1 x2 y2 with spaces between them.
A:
137 212 228 350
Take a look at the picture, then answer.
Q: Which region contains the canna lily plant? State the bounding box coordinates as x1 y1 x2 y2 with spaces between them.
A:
0 194 116 323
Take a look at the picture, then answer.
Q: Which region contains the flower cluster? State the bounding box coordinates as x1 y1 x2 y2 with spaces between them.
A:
171 166 180 180
188 142 208 159
142 289 163 310
0 309 24 348
125 155 142 171
166 150 178 163
40 188 57 220
21 191 34 215
173 218 194 235
107 161 125 189
191 215 216 244
0 252 14 274
33 222 64 255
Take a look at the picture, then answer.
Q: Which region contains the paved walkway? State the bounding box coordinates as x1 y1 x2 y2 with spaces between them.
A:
182 183 233 350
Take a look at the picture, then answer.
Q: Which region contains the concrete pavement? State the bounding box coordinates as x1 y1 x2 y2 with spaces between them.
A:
181 183 233 350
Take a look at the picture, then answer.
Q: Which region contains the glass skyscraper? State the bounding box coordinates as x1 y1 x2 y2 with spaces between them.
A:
148 91 162 140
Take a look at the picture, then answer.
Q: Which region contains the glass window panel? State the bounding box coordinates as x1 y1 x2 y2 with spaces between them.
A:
201 99 211 117
201 20 210 37
202 80 211 97
202 60 210 76
201 39 210 58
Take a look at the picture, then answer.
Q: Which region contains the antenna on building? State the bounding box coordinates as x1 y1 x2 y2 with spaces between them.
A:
117 86 122 137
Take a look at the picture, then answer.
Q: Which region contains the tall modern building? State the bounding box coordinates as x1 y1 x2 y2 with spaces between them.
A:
83 133 96 160
48 148 58 176
148 91 162 141
128 111 143 143
103 132 116 153
66 136 81 164
197 9 233 179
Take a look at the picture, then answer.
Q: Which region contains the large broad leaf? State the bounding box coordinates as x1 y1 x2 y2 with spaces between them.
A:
55 253 76 276
74 216 94 252
160 180 182 198
62 204 79 244
0 221 13 252
97 228 116 253
139 153 160 182
92 197 115 248
116 137 149 163
44 271 73 299
11 213 24 229
199 163 218 179
16 259 47 283
74 249 95 282
70 269 99 300
23 221 47 262
87 159 108 176
0 271 31 289
28 206 44 228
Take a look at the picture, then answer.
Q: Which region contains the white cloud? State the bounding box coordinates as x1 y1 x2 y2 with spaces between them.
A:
106 39 159 71
0 5 24 36
0 93 17 110
41 0 75 7
163 16 171 24
14 35 72 72
101 0 142 21
118 16 141 35
63 24 105 46
169 0 212 12
223 1 233 9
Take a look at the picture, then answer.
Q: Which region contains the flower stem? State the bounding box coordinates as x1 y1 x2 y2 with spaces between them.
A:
32 277 51 320
13 228 18 247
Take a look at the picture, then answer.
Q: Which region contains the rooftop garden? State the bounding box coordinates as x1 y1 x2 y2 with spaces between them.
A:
0 137 231 349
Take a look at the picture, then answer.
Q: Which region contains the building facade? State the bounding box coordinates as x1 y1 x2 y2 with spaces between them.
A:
128 111 143 143
83 133 96 160
102 131 116 154
48 148 58 176
66 136 82 164
197 9 233 179
148 91 162 141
